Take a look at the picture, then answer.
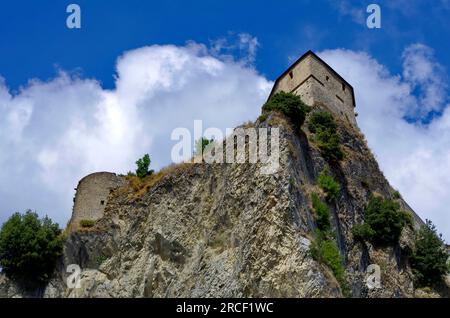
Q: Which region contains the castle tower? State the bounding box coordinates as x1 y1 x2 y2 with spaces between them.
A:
269 50 357 127
69 172 125 229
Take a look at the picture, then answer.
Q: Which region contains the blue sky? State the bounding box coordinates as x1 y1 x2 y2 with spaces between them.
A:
1 0 449 91
1 0 450 240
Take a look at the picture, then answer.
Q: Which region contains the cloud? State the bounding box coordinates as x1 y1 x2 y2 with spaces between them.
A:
209 32 259 65
0 39 272 227
402 44 448 119
329 0 366 25
319 45 450 241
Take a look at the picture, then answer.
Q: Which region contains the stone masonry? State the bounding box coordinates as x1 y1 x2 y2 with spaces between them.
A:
269 50 357 127
70 172 125 228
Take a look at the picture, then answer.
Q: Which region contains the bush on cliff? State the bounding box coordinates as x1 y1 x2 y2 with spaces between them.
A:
410 220 449 287
312 192 331 233
311 238 344 282
310 191 350 296
308 111 337 133
318 172 341 203
308 111 344 162
352 196 411 245
310 233 350 296
262 92 310 128
0 211 63 288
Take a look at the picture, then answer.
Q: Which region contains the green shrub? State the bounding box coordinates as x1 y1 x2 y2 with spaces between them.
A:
262 92 310 128
410 220 449 287
0 211 63 288
135 154 154 178
310 235 348 295
312 192 331 233
308 111 344 162
315 129 344 162
352 196 411 245
351 223 375 242
318 172 341 203
393 190 401 200
258 112 268 123
79 219 96 228
308 111 337 133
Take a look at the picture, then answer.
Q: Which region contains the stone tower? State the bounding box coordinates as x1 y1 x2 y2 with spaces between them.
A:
69 172 125 229
269 50 357 127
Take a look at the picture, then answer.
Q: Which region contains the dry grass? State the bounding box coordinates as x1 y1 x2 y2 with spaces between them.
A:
126 161 194 199
79 219 96 228
241 120 255 129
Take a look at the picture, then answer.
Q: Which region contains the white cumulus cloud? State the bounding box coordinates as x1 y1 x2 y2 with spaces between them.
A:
319 45 450 241
0 41 272 227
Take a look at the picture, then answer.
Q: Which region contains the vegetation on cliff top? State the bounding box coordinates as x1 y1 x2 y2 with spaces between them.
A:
262 92 310 128
128 154 154 178
0 211 63 289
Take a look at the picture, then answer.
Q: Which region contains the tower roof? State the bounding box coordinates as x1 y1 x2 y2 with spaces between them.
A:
268 50 356 107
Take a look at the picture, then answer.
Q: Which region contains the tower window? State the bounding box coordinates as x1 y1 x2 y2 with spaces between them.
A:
342 83 346 91
326 76 329 81
289 71 293 79
100 200 105 205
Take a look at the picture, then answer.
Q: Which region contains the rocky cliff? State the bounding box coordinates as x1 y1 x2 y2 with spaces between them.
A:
1 105 448 298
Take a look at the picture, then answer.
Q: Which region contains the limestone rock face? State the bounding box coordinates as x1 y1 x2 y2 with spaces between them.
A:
0 275 22 298
1 111 447 298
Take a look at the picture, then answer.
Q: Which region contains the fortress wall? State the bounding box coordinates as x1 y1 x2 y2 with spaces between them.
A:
70 172 126 228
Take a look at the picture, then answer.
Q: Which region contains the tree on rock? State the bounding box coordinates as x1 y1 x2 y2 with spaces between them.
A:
411 220 449 288
135 154 154 178
0 211 63 289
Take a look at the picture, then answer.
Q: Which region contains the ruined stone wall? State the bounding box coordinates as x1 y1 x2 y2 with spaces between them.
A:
271 53 357 127
70 172 126 228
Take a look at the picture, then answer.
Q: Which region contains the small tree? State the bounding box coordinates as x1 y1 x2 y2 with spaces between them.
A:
410 220 449 287
135 154 154 178
0 211 63 289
